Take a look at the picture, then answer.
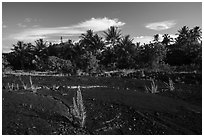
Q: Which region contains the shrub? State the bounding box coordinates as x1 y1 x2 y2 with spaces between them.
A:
48 56 74 74
87 53 99 74
32 55 48 71
2 54 12 72
152 63 172 73
149 42 167 70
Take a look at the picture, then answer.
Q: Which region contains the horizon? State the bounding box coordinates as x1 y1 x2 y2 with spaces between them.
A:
2 2 202 53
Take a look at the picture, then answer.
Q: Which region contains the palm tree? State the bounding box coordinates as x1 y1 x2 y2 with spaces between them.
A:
80 30 104 55
80 29 94 39
104 26 122 48
162 34 173 46
189 26 202 44
115 35 135 68
35 39 47 52
34 39 48 58
153 34 159 43
188 26 202 61
120 35 134 46
177 26 189 36
11 41 33 69
32 39 49 70
175 26 190 47
61 39 75 61
119 35 135 56
176 26 202 50
80 29 94 46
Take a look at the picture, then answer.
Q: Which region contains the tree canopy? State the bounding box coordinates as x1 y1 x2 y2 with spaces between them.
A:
4 25 202 73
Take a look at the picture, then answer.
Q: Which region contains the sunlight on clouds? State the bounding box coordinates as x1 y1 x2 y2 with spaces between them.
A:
10 17 125 41
78 17 125 31
32 25 40 28
133 34 177 44
3 25 7 28
145 20 176 31
17 23 27 28
2 21 7 28
24 18 32 23
2 45 12 53
133 36 153 44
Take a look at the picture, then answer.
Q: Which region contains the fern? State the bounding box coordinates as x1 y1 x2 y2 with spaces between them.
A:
164 78 175 91
145 79 159 93
73 97 80 117
29 76 37 93
19 76 28 89
72 86 86 128
19 76 39 92
16 83 19 90
7 83 11 90
7 83 19 91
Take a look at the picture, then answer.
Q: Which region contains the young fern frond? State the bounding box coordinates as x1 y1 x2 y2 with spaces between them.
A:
7 83 19 91
73 97 80 117
7 83 11 90
72 86 86 128
29 76 33 87
19 76 38 92
11 83 14 90
16 83 19 90
164 78 175 91
145 79 159 93
19 76 27 89
29 76 37 92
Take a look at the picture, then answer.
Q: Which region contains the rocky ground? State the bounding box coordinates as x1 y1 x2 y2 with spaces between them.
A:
2 74 202 135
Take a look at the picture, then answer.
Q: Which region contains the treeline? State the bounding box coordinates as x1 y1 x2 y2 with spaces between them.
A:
3 26 202 74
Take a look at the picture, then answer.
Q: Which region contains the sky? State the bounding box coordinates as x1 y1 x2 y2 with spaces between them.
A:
2 2 202 53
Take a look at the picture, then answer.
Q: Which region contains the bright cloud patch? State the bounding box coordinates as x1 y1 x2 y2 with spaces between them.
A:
2 25 7 28
133 34 177 44
77 17 125 31
2 21 7 28
133 36 153 44
24 18 32 23
145 20 176 31
17 23 27 28
10 17 125 41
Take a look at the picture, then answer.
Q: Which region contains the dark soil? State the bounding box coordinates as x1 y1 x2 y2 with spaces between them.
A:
2 74 202 135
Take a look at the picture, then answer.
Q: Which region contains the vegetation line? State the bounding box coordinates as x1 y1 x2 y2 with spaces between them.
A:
3 26 201 75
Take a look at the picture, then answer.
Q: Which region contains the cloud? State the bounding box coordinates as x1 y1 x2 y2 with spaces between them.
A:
77 17 125 31
133 34 178 44
2 44 12 53
17 23 27 28
133 36 153 44
11 17 125 41
145 20 176 31
24 18 32 23
2 25 7 28
32 25 40 28
2 21 7 28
